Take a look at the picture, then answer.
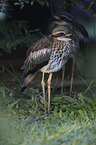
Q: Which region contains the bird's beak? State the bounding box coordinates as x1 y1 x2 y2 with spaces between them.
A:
21 83 27 92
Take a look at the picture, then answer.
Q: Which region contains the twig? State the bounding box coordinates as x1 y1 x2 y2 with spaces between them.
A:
88 0 96 11
71 0 96 17
0 0 8 4
49 0 54 17
55 95 78 105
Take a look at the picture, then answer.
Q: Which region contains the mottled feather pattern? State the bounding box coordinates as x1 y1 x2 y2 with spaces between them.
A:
40 38 79 73
22 14 88 77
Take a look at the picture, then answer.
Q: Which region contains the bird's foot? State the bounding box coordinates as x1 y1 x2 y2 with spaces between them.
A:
23 114 52 125
23 114 36 124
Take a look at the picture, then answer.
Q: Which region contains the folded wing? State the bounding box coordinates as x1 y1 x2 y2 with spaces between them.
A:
21 35 53 77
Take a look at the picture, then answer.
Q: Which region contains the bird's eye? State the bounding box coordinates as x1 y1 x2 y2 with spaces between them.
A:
59 16 66 21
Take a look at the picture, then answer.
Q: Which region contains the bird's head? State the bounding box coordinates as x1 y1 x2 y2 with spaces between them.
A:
52 13 73 39
21 74 34 92
53 13 73 25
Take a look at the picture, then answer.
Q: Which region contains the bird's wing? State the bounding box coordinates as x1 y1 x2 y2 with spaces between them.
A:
21 35 53 77
73 22 88 38
26 34 53 56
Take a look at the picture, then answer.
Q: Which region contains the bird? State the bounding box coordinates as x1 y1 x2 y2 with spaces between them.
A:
21 13 88 121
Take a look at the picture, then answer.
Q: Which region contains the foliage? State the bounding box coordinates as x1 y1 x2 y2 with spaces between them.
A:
0 0 49 11
14 0 49 9
0 69 96 144
0 81 96 144
0 0 96 17
0 1 7 10
0 112 96 145
0 0 95 54
0 20 42 54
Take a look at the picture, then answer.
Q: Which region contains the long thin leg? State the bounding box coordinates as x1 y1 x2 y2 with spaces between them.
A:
23 94 38 123
33 94 38 116
70 57 75 96
47 73 53 115
23 92 42 125
61 65 65 93
41 72 47 115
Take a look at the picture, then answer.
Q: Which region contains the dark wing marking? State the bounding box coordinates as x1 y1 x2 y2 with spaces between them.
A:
22 49 51 77
22 35 53 77
73 22 88 38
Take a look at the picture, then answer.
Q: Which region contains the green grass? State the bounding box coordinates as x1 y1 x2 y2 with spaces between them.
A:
0 110 96 145
0 112 96 145
0 79 96 145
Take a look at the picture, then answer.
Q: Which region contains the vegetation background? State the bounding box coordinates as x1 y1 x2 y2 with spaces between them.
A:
0 0 96 145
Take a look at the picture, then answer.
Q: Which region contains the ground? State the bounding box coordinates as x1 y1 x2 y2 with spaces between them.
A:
0 68 96 145
0 39 96 145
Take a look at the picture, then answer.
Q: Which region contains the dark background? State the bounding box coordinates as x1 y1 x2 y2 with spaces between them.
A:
0 0 96 88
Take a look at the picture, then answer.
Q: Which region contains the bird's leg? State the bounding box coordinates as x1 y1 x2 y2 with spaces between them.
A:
24 73 51 125
23 92 44 125
61 65 65 93
47 73 53 115
70 57 75 96
23 94 38 123
41 72 47 115
33 94 38 116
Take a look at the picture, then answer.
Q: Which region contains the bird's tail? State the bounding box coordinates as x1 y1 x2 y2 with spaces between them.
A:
21 71 39 92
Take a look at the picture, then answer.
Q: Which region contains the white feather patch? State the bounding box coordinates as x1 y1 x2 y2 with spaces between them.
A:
56 37 71 41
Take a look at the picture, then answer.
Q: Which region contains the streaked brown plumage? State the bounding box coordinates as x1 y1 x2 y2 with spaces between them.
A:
21 13 88 121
